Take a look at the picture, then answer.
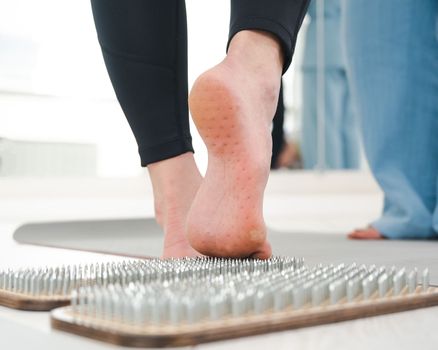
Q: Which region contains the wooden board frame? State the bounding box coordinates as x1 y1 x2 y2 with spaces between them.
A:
51 287 438 348
0 290 69 311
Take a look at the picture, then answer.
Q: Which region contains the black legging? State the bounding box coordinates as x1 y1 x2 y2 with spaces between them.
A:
271 82 285 169
90 0 309 166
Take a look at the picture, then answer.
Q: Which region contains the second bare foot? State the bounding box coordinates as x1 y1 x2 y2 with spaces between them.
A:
148 153 203 258
348 226 385 240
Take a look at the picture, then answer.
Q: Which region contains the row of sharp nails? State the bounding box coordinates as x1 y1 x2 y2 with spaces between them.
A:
0 257 303 297
69 262 430 327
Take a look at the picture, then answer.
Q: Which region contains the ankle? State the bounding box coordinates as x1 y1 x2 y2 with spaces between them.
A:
225 31 282 120
148 152 200 195
227 30 284 77
147 152 201 226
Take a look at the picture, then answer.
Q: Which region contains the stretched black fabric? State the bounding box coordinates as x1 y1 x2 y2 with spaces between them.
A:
90 0 309 166
271 82 285 169
228 0 310 73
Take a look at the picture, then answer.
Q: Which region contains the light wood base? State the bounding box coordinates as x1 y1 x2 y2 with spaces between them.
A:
0 290 69 311
51 287 438 347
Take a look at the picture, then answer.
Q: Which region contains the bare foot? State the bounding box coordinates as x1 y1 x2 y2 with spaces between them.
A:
348 226 385 240
148 152 203 258
186 31 284 259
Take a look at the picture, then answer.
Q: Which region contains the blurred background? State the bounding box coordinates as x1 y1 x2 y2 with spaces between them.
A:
0 0 383 277
0 0 366 178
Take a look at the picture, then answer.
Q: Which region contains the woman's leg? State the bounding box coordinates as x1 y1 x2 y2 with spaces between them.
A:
301 68 359 170
341 69 360 170
91 0 193 165
324 69 359 169
301 69 345 169
434 176 438 234
186 0 309 258
90 0 201 257
300 69 318 169
343 0 438 239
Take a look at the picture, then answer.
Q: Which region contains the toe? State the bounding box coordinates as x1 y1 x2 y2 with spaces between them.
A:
348 227 384 240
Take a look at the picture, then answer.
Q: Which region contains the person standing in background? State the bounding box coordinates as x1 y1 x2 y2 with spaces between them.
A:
300 0 360 170
343 0 438 239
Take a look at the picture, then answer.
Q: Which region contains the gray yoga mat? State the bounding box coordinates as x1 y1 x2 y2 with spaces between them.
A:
14 218 164 258
13 218 438 284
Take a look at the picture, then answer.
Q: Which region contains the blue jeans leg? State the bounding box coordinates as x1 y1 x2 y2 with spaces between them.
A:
301 69 360 169
434 176 438 234
342 0 438 238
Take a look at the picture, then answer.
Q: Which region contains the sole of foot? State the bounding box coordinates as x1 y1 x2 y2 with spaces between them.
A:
186 62 276 259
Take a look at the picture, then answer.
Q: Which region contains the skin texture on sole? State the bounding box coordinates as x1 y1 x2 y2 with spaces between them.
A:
186 65 272 259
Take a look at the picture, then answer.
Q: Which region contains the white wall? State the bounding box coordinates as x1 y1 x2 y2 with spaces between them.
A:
0 0 303 177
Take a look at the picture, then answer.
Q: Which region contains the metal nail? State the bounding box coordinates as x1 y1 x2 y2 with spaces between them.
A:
422 268 430 292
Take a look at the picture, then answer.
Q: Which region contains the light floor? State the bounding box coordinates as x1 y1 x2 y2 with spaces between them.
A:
0 171 437 350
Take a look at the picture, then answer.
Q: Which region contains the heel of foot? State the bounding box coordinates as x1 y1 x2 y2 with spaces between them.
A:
186 220 267 258
186 64 272 259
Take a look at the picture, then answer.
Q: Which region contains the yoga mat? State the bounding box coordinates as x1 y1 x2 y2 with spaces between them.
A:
13 218 438 284
14 218 164 258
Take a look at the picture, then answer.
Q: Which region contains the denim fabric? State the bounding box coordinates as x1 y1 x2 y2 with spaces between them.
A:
301 0 360 169
302 0 345 69
343 0 438 238
434 176 438 233
301 69 360 169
